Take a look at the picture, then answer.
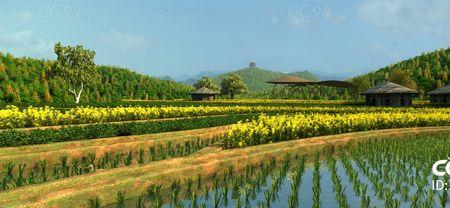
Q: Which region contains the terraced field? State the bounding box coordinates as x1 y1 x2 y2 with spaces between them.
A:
0 125 229 166
1 101 450 208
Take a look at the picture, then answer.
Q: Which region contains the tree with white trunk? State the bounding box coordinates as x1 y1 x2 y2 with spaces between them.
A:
53 42 96 104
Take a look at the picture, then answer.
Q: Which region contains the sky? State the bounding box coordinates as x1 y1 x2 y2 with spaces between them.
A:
0 0 450 80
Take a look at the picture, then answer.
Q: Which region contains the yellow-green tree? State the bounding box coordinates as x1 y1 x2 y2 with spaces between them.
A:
53 42 96 104
220 73 247 99
193 76 219 91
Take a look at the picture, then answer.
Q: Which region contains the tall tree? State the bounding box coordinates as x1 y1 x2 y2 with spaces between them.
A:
388 69 417 89
53 42 96 104
193 76 219 91
220 73 247 99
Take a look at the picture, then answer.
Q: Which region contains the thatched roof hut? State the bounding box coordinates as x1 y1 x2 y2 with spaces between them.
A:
361 82 418 106
190 87 219 101
361 82 418 95
426 85 450 95
426 85 450 105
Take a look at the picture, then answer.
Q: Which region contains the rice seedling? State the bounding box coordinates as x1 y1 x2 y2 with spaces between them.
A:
115 190 126 208
70 158 79 176
147 184 162 208
149 146 157 162
59 156 69 178
189 191 198 208
124 151 133 166
312 152 321 208
185 178 193 198
39 160 47 182
14 163 26 187
0 136 217 191
196 174 202 191
87 196 102 208
169 180 181 208
137 148 145 164
134 196 143 208
327 155 349 208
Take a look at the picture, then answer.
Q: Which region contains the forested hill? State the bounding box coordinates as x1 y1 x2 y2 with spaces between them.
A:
214 67 319 92
0 53 192 105
352 47 450 95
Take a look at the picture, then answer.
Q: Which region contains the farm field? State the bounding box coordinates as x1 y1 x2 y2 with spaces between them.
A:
0 101 450 207
3 1 450 207
0 126 449 207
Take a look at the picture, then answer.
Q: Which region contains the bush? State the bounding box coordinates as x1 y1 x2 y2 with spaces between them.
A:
0 114 253 147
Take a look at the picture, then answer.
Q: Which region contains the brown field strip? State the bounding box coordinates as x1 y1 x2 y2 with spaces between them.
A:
0 125 230 166
1 126 449 208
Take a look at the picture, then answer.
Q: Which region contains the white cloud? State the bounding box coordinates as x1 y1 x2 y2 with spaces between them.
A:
0 30 53 57
14 11 34 20
103 30 148 51
358 0 450 36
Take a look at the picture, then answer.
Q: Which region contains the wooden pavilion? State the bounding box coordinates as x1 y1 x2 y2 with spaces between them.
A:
360 82 418 106
426 85 450 105
190 87 219 101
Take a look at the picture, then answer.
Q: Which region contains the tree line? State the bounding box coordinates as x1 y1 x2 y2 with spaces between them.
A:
0 44 192 106
351 47 450 98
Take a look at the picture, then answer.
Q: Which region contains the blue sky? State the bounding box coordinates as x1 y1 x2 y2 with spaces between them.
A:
1 0 449 79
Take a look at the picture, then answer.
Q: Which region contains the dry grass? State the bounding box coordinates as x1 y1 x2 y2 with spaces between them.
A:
1 126 449 207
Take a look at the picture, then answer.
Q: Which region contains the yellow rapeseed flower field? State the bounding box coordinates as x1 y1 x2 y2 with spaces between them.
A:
0 105 449 129
223 112 450 148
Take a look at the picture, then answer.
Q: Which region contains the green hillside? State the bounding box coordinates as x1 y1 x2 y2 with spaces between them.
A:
0 53 192 105
352 47 450 95
214 67 319 92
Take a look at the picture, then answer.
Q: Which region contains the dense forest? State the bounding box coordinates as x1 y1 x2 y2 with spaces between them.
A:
352 47 450 97
214 66 319 92
0 52 193 105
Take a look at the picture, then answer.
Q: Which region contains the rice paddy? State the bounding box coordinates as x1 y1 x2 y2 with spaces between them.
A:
104 132 450 208
1 126 449 207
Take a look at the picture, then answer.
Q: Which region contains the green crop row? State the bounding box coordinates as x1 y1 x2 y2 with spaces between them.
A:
0 137 218 191
0 114 253 147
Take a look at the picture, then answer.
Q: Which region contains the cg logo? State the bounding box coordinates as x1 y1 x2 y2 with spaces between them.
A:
432 159 450 176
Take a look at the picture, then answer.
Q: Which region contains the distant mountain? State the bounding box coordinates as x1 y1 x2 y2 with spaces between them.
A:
352 47 450 94
214 66 319 92
176 70 229 85
159 76 174 81
312 70 349 81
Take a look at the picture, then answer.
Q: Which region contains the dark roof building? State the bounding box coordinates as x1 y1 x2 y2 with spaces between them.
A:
266 75 355 97
426 85 450 105
190 87 219 101
360 82 418 106
266 75 313 85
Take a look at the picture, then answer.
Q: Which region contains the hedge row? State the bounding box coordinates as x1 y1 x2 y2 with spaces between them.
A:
0 114 254 147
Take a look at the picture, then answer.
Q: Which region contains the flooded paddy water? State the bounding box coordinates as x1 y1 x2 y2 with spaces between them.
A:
106 132 450 208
